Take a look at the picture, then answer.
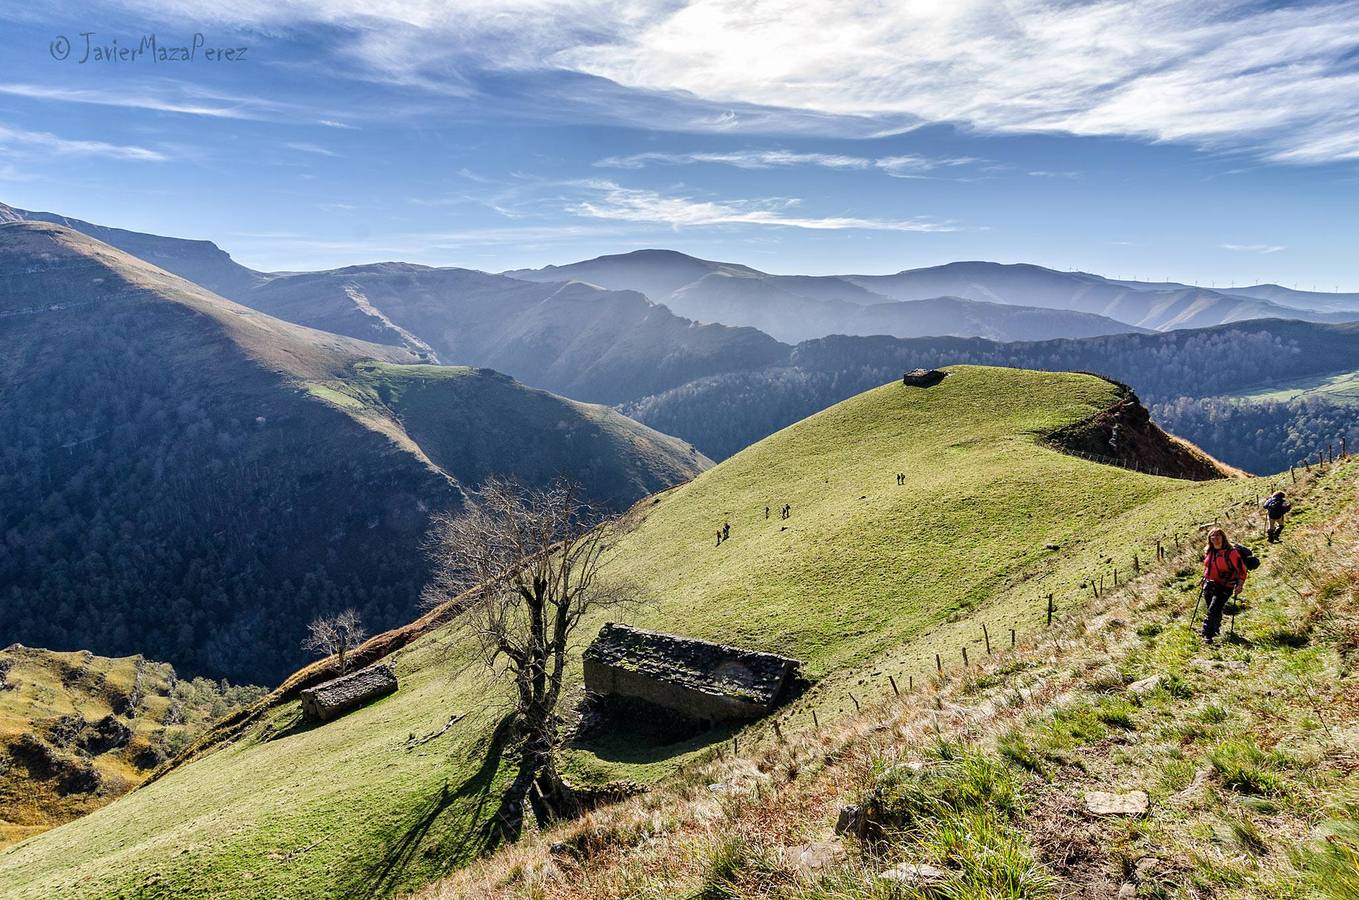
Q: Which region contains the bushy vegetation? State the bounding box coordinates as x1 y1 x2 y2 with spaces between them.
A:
0 647 261 847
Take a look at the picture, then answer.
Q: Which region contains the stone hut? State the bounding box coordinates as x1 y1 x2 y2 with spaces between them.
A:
300 662 398 723
583 623 803 724
901 368 947 387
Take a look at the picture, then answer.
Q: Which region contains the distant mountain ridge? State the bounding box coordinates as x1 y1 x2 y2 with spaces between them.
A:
509 251 1356 337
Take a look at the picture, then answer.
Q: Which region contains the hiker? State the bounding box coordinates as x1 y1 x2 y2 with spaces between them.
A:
1201 527 1248 644
765 505 770 519
716 529 722 546
1263 491 1291 543
722 521 730 541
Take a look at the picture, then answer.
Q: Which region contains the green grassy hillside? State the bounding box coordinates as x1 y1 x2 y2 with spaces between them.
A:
0 366 1262 898
0 646 261 849
1227 368 1359 405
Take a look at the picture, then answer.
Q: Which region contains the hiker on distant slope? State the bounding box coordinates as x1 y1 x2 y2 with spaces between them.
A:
1201 527 1248 644
1263 491 1292 543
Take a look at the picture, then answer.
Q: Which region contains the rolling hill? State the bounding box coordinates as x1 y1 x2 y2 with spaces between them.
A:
508 251 1356 336
846 261 1354 331
508 251 1145 342
623 320 1359 466
0 222 707 685
0 646 262 849
0 366 1255 898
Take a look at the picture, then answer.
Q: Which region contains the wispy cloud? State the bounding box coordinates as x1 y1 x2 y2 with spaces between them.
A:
595 149 978 177
0 82 274 120
115 1 1359 162
285 142 339 157
1222 242 1287 254
0 123 165 161
566 180 958 232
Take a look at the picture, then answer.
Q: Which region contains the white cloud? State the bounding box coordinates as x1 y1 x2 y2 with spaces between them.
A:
0 124 165 161
595 149 978 177
108 0 1359 161
285 142 339 157
0 83 275 120
596 150 869 170
566 180 958 231
1222 242 1286 254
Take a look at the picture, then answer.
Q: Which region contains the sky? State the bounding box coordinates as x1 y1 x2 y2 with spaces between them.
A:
0 0 1357 287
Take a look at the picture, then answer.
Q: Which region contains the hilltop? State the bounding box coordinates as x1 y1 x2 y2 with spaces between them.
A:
0 646 262 849
0 222 707 684
0 366 1258 898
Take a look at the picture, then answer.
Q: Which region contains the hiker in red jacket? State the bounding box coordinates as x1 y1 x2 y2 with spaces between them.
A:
1202 527 1247 643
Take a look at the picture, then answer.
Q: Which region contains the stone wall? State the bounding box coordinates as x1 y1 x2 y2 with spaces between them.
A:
583 623 802 724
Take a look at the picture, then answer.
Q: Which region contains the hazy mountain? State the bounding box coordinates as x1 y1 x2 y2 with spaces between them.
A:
1223 283 1359 313
241 263 788 404
661 270 1141 342
0 222 707 683
509 251 1354 339
0 202 267 301
846 261 1355 330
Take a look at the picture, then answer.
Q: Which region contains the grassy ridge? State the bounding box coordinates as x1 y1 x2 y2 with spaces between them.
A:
0 366 1260 898
429 459 1359 899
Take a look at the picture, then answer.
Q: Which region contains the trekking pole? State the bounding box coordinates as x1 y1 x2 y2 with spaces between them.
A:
1190 584 1204 628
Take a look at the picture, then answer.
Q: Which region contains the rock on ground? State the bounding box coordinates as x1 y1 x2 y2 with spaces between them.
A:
1084 790 1149 816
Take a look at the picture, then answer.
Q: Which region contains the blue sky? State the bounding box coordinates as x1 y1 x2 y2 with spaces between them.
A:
0 0 1357 287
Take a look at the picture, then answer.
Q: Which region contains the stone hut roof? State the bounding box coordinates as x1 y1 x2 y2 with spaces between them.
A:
902 368 947 387
300 662 398 723
583 623 802 722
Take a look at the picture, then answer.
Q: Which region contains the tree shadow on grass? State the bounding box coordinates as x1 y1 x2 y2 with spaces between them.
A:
341 714 520 898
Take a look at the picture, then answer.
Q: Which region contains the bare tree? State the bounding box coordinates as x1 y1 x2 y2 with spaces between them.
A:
424 476 633 828
302 609 367 675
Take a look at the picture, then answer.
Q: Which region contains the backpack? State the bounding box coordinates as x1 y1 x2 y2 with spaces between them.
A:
1234 543 1261 571
1263 496 1291 516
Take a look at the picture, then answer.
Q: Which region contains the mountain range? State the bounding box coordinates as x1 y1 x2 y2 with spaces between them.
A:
0 220 706 683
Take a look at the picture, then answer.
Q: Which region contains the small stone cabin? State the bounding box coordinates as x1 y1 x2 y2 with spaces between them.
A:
902 368 947 387
300 662 398 723
583 623 803 724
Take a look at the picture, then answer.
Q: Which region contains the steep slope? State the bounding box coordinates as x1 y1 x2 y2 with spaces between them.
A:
664 272 1140 343
0 367 1250 899
847 261 1353 331
0 222 707 684
434 458 1358 900
0 646 263 849
0 203 267 301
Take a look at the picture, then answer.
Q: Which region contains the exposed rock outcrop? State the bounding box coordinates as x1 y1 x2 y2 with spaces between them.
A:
1044 379 1230 481
300 663 398 723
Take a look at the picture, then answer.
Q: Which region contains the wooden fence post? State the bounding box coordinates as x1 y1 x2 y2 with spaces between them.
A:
1010 628 1017 649
1046 594 1054 626
983 623 992 655
936 653 943 673
961 647 969 667
888 675 899 697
